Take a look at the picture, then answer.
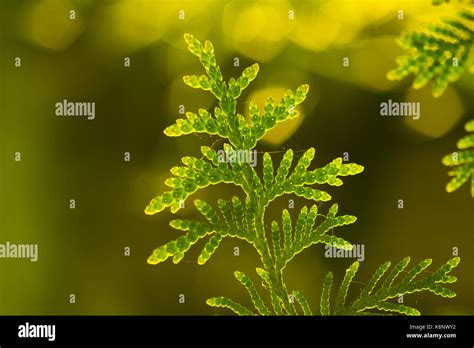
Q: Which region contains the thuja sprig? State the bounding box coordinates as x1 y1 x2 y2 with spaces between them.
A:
145 34 460 316
442 119 474 197
387 0 474 97
320 256 460 316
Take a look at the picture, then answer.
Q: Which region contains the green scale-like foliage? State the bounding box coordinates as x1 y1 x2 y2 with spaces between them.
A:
320 257 460 316
442 119 474 197
388 0 474 97
145 34 460 316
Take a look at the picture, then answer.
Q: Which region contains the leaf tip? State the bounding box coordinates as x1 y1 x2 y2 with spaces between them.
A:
450 256 461 267
234 271 243 280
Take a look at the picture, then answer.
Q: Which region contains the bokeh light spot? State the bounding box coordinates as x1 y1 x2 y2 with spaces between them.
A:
22 0 84 51
404 86 464 138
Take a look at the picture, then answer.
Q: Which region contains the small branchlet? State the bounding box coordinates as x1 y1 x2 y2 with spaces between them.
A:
388 1 474 97
442 119 474 197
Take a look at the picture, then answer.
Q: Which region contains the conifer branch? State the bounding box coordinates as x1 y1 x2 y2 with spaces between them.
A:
388 1 474 97
145 34 460 316
442 119 474 197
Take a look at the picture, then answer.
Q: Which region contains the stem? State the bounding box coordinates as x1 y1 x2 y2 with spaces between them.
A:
241 165 296 315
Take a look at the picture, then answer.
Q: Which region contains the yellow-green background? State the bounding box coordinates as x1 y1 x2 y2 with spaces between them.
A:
0 0 473 315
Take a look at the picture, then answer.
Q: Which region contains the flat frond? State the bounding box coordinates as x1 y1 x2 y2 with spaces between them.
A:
206 297 254 316
320 271 333 316
246 85 309 148
141 33 464 320
323 257 462 316
442 118 474 197
256 268 284 315
234 271 272 315
263 151 364 206
278 204 356 268
167 34 311 150
360 261 391 298
148 194 259 266
270 221 282 268
197 234 222 265
145 146 243 215
292 290 313 315
388 6 474 97
147 220 214 265
335 261 360 314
